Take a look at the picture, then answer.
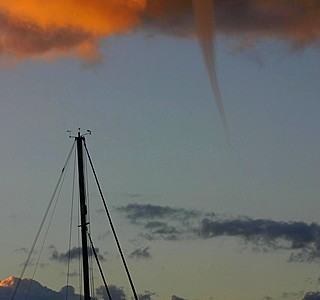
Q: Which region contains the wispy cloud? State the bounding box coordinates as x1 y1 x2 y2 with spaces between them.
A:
50 246 105 263
116 203 203 223
143 221 181 241
129 246 152 260
116 203 205 241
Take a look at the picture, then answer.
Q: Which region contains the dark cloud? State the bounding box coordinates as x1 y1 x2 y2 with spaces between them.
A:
200 218 320 262
145 0 320 54
50 246 105 263
143 221 181 241
214 0 320 49
96 284 126 300
129 246 152 260
142 0 194 37
116 203 202 223
117 203 206 241
118 203 320 262
172 295 187 300
303 292 320 300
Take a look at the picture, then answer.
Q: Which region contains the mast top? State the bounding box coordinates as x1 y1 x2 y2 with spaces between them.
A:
67 129 92 139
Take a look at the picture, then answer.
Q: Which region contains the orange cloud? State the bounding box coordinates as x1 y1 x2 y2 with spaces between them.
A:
1 0 146 35
1 0 319 62
0 276 16 288
0 0 147 61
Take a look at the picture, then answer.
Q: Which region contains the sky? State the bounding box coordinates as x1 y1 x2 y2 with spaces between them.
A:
1 1 320 299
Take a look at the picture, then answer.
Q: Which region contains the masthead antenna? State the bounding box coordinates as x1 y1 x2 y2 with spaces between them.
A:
67 129 92 138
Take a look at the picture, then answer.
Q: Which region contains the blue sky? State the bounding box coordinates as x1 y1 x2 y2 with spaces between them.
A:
1 1 320 299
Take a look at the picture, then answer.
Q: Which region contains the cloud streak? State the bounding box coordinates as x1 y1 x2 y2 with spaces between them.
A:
50 246 105 263
129 246 152 260
116 203 203 222
116 203 204 240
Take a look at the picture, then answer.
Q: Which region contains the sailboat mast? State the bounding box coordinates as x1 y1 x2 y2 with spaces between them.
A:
76 133 91 300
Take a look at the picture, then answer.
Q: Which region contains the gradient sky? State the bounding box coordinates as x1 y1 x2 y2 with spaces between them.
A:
1 1 320 300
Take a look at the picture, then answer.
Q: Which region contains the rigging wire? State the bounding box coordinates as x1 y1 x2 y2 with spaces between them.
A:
66 147 77 300
77 187 83 300
87 232 113 300
11 141 76 300
26 153 70 300
83 140 139 300
84 152 95 298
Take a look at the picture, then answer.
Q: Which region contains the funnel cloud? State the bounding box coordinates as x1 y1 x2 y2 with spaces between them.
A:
192 0 228 134
1 0 319 130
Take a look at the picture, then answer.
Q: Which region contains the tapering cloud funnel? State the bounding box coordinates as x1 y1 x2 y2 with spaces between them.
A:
192 0 228 134
1 0 320 131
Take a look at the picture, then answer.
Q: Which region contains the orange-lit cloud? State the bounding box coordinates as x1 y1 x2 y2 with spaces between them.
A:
0 276 16 288
0 0 147 61
2 0 319 62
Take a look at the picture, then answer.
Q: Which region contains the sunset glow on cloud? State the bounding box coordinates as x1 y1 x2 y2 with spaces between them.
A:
0 276 16 288
1 0 319 61
0 0 147 61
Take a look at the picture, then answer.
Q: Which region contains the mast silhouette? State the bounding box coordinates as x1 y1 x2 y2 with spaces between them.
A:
11 130 139 300
76 132 90 300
